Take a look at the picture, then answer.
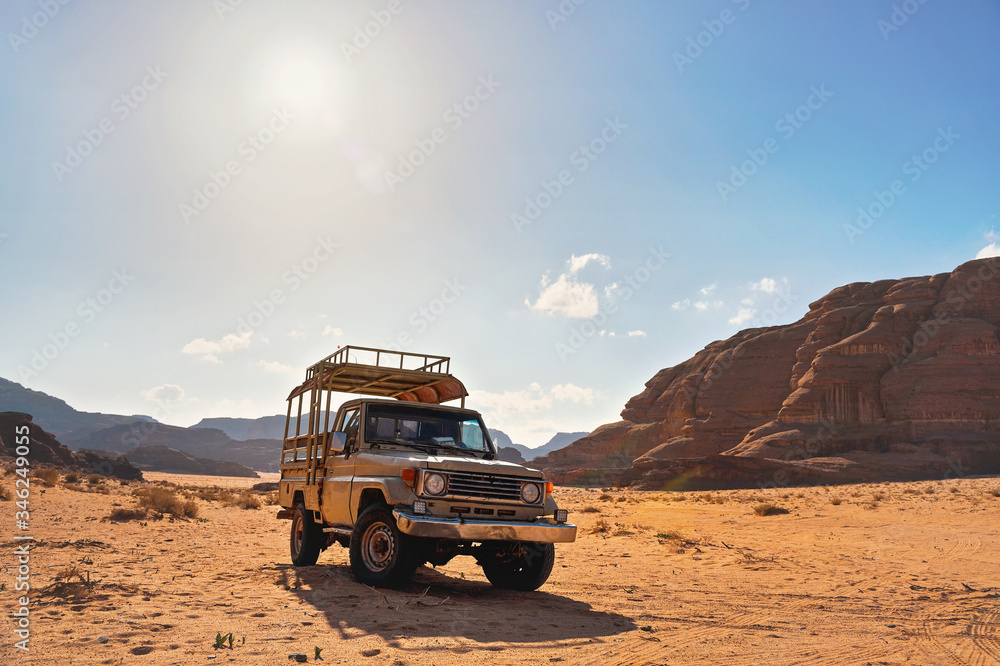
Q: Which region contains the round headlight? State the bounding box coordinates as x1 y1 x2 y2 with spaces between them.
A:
423 472 446 496
520 482 541 504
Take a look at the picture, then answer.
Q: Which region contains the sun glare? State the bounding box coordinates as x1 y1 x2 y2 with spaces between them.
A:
253 45 348 122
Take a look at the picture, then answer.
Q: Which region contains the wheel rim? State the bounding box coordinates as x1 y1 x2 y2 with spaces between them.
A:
360 522 395 573
292 515 303 556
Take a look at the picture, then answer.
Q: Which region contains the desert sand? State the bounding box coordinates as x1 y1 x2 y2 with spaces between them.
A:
3 470 999 665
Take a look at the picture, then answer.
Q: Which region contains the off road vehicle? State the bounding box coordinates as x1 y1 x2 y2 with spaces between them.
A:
276 346 576 590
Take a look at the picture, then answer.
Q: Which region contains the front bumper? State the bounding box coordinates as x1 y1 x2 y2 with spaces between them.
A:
393 509 577 543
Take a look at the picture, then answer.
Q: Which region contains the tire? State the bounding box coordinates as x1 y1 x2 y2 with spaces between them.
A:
290 504 323 567
481 542 555 591
349 504 417 588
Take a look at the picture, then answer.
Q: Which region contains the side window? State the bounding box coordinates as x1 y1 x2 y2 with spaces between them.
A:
339 408 360 451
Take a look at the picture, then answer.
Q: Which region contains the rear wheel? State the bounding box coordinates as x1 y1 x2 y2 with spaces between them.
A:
349 504 417 588
290 504 323 567
481 542 555 591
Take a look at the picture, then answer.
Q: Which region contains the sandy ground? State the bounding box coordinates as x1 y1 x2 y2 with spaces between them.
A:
2 470 999 665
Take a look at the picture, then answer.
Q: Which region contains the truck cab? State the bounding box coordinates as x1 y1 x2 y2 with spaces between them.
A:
277 346 576 589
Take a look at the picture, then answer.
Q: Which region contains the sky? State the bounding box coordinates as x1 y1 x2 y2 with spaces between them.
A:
1 0 998 447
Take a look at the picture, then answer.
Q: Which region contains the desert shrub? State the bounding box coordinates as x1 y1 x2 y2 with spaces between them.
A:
949 487 959 494
591 518 610 534
753 503 789 517
107 507 147 521
32 468 60 487
616 496 627 503
924 487 935 495
990 489 1000 498
234 492 262 510
134 486 198 517
180 500 199 518
0 485 12 501
872 493 885 502
903 488 919 495
87 474 102 485
64 472 79 484
598 494 612 501
830 497 842 505
581 506 601 513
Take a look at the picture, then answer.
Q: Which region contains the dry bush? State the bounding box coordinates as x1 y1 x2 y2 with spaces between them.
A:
195 487 235 503
990 489 1000 498
903 488 919 495
924 487 935 495
830 497 842 505
591 518 610 534
0 484 12 501
87 474 102 485
133 487 198 517
753 503 789 517
581 506 601 513
234 492 262 510
107 507 147 522
872 492 885 502
949 487 959 494
32 468 60 487
3 466 14 476
615 496 627 503
598 493 612 501
64 472 79 483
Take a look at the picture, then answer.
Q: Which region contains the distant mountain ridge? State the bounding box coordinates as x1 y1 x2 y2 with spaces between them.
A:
0 377 154 442
488 429 588 462
192 415 286 441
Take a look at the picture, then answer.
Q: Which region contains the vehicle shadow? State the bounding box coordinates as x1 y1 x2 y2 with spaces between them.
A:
276 560 635 654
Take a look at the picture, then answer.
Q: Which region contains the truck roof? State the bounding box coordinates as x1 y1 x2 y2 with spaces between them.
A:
286 346 469 406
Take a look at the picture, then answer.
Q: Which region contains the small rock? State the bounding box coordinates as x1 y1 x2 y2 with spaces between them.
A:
640 625 654 632
288 654 307 663
886 624 897 628
361 649 381 657
98 636 109 644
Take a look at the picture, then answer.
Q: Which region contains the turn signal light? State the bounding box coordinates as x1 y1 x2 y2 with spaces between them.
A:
401 468 416 485
545 482 554 494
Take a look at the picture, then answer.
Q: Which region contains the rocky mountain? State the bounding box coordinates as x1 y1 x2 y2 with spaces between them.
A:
488 429 587 462
69 422 281 473
535 257 1000 489
192 415 286 441
0 377 154 442
124 445 258 477
0 412 143 479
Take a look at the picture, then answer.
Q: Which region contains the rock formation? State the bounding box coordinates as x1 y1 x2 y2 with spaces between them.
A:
535 257 1000 489
0 412 143 480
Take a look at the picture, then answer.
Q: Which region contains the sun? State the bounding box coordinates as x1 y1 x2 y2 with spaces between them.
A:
253 44 349 121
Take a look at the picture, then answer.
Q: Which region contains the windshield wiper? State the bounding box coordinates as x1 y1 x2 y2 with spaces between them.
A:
435 444 481 457
368 439 438 454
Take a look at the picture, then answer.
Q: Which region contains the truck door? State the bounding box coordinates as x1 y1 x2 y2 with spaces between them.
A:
321 406 359 527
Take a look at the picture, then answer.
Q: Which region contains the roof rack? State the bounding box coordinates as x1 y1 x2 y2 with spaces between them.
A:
286 345 468 406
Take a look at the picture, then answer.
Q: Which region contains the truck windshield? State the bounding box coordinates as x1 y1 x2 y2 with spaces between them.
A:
364 403 493 454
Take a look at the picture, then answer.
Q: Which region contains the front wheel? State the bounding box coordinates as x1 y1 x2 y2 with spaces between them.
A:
349 504 417 588
481 542 555 591
290 504 323 567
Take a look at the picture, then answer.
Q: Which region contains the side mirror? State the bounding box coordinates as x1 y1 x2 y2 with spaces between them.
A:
328 431 347 454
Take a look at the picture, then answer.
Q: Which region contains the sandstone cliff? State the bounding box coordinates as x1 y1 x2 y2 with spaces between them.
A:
535 258 1000 489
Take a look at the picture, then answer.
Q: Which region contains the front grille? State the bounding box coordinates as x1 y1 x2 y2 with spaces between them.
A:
444 471 529 503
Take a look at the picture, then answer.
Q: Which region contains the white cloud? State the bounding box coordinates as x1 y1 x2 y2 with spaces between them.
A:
750 277 778 293
627 330 647 337
976 243 1000 259
527 273 599 318
729 307 756 325
551 383 595 404
694 300 724 311
255 359 294 373
323 325 344 337
140 384 185 404
567 253 611 274
699 283 717 296
470 387 553 416
288 327 306 339
181 331 253 363
671 298 691 310
986 229 999 242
